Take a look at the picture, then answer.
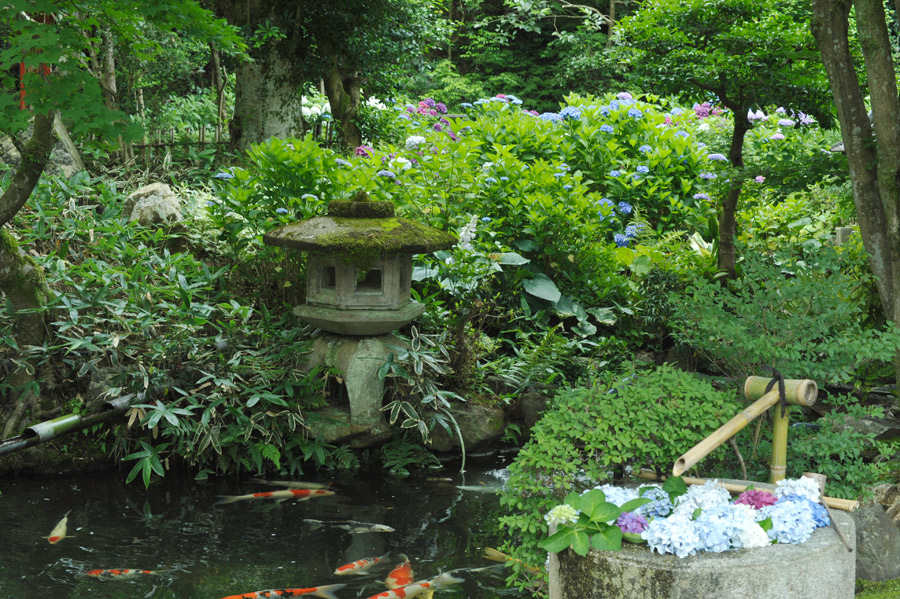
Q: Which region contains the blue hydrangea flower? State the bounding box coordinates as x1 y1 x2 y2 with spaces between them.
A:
639 145 652 153
778 118 796 127
460 102 473 108
674 480 731 515
618 202 632 214
560 106 581 120
335 158 351 167
635 486 673 519
642 513 702 558
553 172 565 178
697 142 707 148
699 172 717 179
609 170 622 177
556 164 570 171
619 98 636 106
774 477 822 502
777 495 829 528
636 165 649 174
600 124 615 133
609 100 620 111
485 177 497 184
213 171 234 180
707 153 728 162
205 200 216 207
615 233 629 247
500 176 509 181
675 130 689 138
694 192 711 201
397 114 410 120
627 108 643 119
598 106 611 117
275 207 288 214
694 505 740 553
563 184 573 191
758 497 819 544
481 216 492 223
377 169 396 178
539 112 561 122
670 107 684 115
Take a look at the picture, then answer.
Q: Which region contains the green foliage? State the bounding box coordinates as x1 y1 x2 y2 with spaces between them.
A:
379 435 442 478
619 0 831 125
3 173 344 482
669 247 900 386
498 365 742 576
786 402 888 499
540 490 649 555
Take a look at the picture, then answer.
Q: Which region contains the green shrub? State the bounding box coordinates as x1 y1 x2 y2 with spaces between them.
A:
498 365 743 579
670 247 900 387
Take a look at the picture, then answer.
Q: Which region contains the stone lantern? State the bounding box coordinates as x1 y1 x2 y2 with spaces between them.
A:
262 192 455 446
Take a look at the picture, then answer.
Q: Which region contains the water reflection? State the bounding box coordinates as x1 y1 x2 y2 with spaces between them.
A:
0 456 523 598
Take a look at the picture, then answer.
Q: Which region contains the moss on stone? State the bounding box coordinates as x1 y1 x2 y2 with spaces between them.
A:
327 199 395 219
264 215 456 271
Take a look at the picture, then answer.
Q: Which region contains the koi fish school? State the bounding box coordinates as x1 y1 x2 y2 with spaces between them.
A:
365 572 465 599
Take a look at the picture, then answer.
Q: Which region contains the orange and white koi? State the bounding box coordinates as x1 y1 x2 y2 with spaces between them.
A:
217 583 346 599
215 488 334 505
365 572 465 599
304 519 394 534
333 553 390 576
249 478 330 490
45 510 71 544
384 554 414 589
84 568 165 581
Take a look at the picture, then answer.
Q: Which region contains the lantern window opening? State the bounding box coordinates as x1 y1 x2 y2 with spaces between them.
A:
356 268 384 294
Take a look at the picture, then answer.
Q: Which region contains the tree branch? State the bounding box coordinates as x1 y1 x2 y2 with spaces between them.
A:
0 112 54 228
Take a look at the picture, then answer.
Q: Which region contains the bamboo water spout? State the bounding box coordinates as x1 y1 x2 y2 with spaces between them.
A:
672 377 817 480
0 394 138 457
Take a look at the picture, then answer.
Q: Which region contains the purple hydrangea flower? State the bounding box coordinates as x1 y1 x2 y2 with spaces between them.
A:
777 118 796 127
617 92 633 100
755 175 766 183
435 102 448 113
734 489 778 509
707 153 728 162
771 132 786 140
699 172 717 179
617 512 648 534
355 145 374 157
377 169 396 178
693 192 711 201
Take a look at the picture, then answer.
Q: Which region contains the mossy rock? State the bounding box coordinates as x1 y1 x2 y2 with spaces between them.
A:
327 200 395 218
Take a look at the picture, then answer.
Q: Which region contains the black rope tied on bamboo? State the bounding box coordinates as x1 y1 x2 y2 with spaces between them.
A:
764 367 788 417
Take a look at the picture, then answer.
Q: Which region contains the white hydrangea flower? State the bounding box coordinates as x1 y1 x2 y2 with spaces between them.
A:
774 477 821 502
590 484 638 507
389 156 411 171
405 135 427 150
673 480 731 515
698 122 710 131
544 503 581 526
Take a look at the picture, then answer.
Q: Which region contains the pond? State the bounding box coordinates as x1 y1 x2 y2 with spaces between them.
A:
0 453 525 599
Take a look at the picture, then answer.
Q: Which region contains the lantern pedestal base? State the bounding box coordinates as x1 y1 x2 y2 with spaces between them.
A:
549 510 855 599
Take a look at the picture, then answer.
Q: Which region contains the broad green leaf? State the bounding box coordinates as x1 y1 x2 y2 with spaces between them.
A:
523 273 561 303
590 526 623 551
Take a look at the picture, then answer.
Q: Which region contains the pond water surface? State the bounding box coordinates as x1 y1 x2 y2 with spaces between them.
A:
0 454 525 599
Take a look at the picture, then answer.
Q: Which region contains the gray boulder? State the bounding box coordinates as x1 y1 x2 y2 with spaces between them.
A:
852 501 900 581
122 183 181 227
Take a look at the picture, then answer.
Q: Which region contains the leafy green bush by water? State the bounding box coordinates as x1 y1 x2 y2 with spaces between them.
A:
669 247 900 388
498 365 742 580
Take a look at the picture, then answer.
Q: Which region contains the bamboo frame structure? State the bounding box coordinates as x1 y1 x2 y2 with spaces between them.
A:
637 469 859 512
672 377 817 483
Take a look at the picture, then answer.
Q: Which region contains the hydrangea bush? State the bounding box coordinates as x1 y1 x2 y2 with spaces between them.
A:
543 477 831 559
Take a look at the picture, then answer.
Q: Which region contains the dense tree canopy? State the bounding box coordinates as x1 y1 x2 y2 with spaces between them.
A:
619 0 831 276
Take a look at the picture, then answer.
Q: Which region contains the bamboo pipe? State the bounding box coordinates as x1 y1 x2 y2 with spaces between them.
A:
672 377 817 477
637 469 858 512
770 403 789 483
0 394 138 457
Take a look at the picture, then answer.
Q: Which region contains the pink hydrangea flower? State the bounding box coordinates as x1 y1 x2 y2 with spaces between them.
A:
735 489 777 509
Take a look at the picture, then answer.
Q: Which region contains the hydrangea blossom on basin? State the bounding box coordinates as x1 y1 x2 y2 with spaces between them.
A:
541 477 830 559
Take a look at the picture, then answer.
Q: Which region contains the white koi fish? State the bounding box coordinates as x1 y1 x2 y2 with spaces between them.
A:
45 510 72 544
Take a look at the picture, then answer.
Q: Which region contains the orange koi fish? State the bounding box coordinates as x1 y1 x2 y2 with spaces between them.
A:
384 554 414 589
365 572 464 599
45 511 71 544
215 488 334 505
84 568 164 581
333 553 391 576
217 584 346 599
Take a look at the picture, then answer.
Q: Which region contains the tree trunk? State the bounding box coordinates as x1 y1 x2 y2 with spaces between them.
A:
812 0 900 394
230 50 307 152
717 117 750 277
322 56 363 151
0 112 54 435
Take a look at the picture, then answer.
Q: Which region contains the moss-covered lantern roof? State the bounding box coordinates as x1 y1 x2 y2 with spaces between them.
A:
262 193 457 261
